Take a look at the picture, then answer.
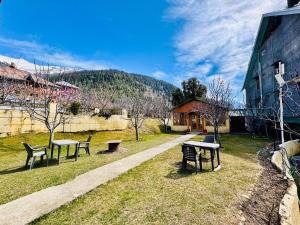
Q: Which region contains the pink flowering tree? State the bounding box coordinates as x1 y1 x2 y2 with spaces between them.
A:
21 66 77 147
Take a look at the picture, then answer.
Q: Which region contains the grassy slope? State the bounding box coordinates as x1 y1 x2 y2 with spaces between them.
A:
0 130 180 204
32 135 270 225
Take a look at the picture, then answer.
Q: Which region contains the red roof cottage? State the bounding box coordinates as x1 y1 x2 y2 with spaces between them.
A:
170 99 230 133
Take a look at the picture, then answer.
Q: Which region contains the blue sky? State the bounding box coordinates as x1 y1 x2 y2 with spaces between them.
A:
0 0 285 100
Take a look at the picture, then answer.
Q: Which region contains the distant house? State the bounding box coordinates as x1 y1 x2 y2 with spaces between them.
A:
0 62 77 104
55 81 79 95
0 62 55 87
55 81 79 90
243 0 300 132
170 99 230 133
0 63 31 82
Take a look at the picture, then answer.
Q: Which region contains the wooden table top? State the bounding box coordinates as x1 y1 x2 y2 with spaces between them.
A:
183 141 220 149
52 140 79 146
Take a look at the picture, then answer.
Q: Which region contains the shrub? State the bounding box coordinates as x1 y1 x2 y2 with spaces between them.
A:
70 102 81 115
98 111 112 119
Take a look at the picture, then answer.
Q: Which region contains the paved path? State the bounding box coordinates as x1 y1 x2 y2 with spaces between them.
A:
0 133 197 225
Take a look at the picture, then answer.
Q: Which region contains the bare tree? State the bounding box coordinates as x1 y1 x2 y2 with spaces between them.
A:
202 77 234 142
20 66 76 147
243 70 300 176
242 93 266 136
120 90 154 141
258 83 300 138
0 76 18 104
80 86 116 115
153 94 172 133
245 70 300 139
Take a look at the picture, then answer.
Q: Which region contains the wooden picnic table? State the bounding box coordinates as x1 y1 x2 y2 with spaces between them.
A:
183 141 221 171
51 140 79 164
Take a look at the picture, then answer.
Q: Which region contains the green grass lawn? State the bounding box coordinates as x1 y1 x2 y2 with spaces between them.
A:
0 130 181 204
32 135 270 225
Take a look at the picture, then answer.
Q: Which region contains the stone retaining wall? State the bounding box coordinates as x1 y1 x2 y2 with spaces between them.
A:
0 104 129 137
271 140 300 225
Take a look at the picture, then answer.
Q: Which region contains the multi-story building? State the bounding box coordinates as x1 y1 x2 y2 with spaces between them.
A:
243 0 300 133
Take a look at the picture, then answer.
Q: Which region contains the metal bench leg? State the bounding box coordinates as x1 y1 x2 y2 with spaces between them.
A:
210 150 214 171
199 154 203 172
46 154 49 167
216 148 220 166
30 156 36 170
182 158 187 170
75 144 79 161
86 145 90 155
25 155 30 168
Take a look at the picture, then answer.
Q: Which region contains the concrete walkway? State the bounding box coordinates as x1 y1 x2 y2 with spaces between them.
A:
0 133 197 225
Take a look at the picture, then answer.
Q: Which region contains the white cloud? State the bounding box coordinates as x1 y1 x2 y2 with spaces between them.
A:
0 37 108 70
167 0 285 98
152 70 167 79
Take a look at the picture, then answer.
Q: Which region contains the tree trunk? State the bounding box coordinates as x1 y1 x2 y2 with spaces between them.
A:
164 121 168 133
135 126 139 141
48 130 55 148
214 121 218 143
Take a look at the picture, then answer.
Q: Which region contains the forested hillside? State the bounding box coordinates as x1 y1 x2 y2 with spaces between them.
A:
52 69 177 97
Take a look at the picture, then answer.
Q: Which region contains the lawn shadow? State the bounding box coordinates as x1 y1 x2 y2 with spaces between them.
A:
0 159 65 175
0 166 27 175
97 147 128 155
97 149 113 154
165 161 211 180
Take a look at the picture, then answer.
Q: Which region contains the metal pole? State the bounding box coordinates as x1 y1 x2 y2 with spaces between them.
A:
276 62 290 178
279 86 285 145
276 62 285 145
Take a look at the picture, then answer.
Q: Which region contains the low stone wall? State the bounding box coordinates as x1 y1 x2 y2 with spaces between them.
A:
0 105 129 137
279 181 300 225
271 140 300 225
170 118 230 133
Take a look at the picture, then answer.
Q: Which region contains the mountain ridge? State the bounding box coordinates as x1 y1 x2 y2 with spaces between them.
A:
53 69 177 97
0 55 177 97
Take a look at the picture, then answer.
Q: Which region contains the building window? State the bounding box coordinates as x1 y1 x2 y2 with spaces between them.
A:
274 60 284 75
173 112 187 126
179 113 186 125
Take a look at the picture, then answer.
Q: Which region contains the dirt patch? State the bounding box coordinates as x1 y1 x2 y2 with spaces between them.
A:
240 145 288 225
